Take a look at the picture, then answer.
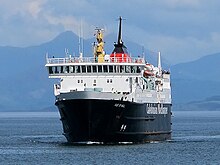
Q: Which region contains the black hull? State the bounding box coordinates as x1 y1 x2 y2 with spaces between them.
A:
55 99 172 143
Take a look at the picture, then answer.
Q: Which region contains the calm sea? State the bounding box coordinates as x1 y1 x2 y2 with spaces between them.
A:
0 111 220 165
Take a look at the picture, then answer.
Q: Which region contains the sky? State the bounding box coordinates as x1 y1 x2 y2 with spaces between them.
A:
0 0 220 64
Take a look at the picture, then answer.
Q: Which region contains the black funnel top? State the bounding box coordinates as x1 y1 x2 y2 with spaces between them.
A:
112 16 128 55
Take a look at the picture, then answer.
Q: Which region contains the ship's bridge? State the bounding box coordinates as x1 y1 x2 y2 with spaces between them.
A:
45 56 145 78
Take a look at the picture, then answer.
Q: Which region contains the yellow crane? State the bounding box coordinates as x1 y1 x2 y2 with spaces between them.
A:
94 28 105 63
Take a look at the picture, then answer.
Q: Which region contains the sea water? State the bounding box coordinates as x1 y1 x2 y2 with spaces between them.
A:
0 111 219 165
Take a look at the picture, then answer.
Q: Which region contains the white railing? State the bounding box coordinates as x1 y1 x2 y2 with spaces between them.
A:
46 56 145 64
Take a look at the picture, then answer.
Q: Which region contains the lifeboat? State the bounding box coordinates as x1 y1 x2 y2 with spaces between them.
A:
145 63 153 70
143 70 154 77
143 63 154 77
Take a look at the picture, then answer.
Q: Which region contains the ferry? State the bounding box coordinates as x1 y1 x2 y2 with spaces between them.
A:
45 17 172 143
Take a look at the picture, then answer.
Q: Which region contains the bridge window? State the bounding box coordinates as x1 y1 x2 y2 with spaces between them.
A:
76 66 81 73
92 66 97 73
120 66 125 73
60 66 63 73
69 66 75 73
59 66 62 73
54 66 58 73
137 66 141 73
115 66 119 73
131 66 135 73
64 66 69 73
109 65 113 73
49 67 53 74
125 66 131 73
82 66 86 73
87 66 91 73
48 65 142 75
103 65 108 73
98 65 102 73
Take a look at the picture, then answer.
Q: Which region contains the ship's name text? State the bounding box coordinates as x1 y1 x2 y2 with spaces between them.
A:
114 103 125 108
147 107 168 114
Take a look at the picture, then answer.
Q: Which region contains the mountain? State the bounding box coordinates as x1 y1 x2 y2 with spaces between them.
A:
174 95 220 111
0 30 219 111
0 31 161 111
171 53 220 106
171 53 220 82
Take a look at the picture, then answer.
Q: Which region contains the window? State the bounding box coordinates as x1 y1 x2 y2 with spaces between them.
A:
137 66 141 73
107 79 113 83
115 66 120 73
92 65 97 73
87 66 91 73
60 66 64 73
103 65 108 73
98 65 102 73
82 66 86 73
109 65 113 73
114 66 117 73
125 66 130 73
58 66 62 73
64 66 69 73
55 66 58 73
76 66 81 73
131 66 136 73
49 67 53 74
69 66 75 73
120 66 125 73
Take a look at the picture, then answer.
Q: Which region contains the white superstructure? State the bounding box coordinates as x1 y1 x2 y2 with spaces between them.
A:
45 55 171 105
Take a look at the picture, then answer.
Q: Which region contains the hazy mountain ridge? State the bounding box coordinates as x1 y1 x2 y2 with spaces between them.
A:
171 53 220 82
171 52 220 110
0 31 219 111
0 31 159 111
174 95 220 111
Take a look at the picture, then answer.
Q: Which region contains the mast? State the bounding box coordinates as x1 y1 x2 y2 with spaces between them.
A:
117 16 123 45
158 52 162 76
79 19 83 58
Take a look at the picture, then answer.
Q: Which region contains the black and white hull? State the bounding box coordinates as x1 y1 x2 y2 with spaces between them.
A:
55 93 172 143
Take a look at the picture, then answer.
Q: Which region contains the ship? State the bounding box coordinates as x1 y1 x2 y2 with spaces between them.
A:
45 17 172 143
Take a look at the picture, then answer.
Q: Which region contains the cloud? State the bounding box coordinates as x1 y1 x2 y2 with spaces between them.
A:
0 0 45 18
1 0 220 63
43 14 94 38
26 0 46 18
